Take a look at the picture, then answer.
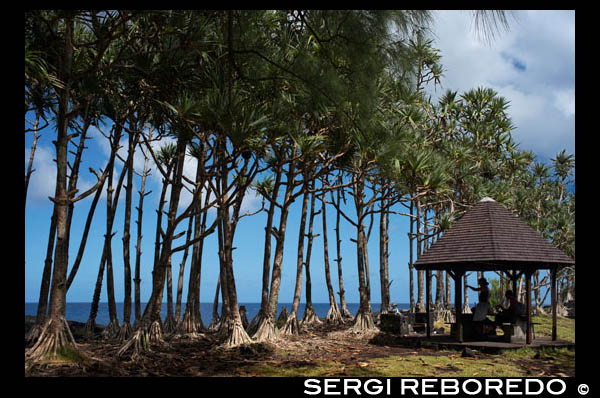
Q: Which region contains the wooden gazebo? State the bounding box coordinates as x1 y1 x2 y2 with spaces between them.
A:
414 197 575 344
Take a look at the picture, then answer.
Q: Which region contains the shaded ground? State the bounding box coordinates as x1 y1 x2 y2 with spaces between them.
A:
24 316 574 377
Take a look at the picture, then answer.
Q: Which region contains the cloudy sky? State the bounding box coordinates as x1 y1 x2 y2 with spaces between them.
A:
25 10 575 309
427 10 575 163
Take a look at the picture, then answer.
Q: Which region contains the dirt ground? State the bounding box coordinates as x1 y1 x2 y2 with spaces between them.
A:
24 319 574 377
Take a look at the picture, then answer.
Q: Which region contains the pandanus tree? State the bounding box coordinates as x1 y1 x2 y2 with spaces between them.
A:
26 10 135 362
280 133 329 336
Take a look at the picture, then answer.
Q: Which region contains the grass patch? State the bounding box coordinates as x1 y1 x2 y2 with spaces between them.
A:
531 314 575 342
247 347 575 377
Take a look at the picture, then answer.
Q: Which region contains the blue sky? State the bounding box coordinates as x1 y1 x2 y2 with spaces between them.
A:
25 10 574 306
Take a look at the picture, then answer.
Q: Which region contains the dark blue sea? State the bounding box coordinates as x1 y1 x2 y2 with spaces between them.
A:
24 302 411 326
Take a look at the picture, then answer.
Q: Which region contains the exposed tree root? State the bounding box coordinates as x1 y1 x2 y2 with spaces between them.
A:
148 320 164 343
239 306 249 330
219 317 253 348
173 309 209 339
117 327 150 361
351 310 379 334
25 321 44 346
252 316 279 342
302 305 323 327
280 313 300 336
325 304 344 325
117 322 133 342
102 319 121 340
276 306 289 328
341 306 354 321
84 319 96 339
26 316 80 363
462 304 472 314
163 314 177 335
435 305 454 323
208 315 221 332
246 311 262 336
117 320 164 361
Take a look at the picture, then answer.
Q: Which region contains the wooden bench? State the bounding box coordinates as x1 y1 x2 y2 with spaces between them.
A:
500 318 539 342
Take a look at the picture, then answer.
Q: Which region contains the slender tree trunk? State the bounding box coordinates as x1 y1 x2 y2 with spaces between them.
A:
352 172 377 332
25 115 40 210
379 189 391 314
134 141 151 325
282 172 311 336
321 176 342 324
142 137 187 326
209 276 221 330
254 151 297 342
66 172 106 290
408 200 415 312
175 215 194 321
121 129 138 338
302 180 322 327
331 175 352 319
30 209 57 333
249 162 282 335
416 195 425 312
463 273 471 313
27 17 77 361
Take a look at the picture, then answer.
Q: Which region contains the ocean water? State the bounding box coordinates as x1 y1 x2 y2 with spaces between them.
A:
24 302 411 326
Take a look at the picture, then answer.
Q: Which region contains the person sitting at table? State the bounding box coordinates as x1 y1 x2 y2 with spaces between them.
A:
495 289 524 325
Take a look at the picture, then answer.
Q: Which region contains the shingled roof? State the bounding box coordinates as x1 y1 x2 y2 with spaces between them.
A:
414 197 575 272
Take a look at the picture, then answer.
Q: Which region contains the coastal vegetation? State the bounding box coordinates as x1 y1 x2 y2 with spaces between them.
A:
25 10 574 374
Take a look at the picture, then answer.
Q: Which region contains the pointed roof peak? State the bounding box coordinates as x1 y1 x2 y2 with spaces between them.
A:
414 198 575 270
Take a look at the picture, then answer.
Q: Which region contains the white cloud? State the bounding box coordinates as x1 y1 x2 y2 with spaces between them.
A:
428 10 575 161
25 145 55 204
553 88 575 118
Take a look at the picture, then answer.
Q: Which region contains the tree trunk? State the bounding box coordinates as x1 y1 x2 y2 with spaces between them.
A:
121 128 138 336
408 200 415 312
302 181 322 327
351 172 377 333
134 142 151 325
26 209 57 343
250 162 282 336
331 175 352 319
254 151 297 342
27 16 77 361
320 176 343 324
282 174 311 336
379 190 390 314
416 196 425 313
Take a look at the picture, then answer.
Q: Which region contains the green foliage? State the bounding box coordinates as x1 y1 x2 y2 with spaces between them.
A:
488 278 503 309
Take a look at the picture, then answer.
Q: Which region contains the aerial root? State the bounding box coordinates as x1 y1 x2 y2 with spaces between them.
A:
117 322 133 342
351 310 378 334
220 318 253 348
26 316 78 363
163 314 177 335
102 319 121 340
252 317 279 342
25 321 44 346
117 328 150 361
302 305 323 327
280 313 300 336
326 304 344 325
117 320 163 361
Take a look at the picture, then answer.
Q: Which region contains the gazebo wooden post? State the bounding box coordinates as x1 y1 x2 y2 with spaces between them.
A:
551 265 557 341
525 270 533 344
426 268 431 338
454 269 464 343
